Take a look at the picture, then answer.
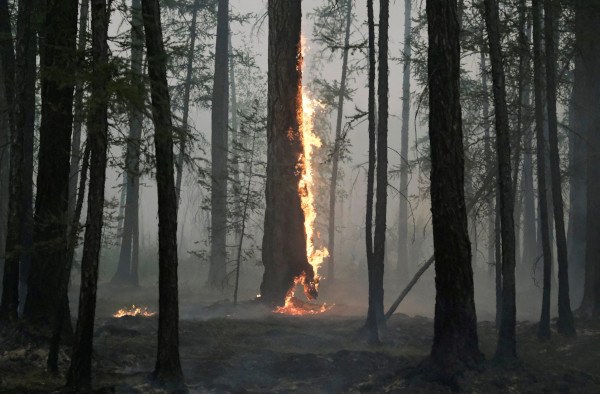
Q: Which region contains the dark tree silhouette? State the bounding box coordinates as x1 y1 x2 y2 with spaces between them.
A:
425 0 483 376
208 0 229 289
577 0 600 318
113 0 144 286
23 0 78 332
543 0 575 336
141 0 184 385
65 0 110 388
483 0 517 361
532 0 552 339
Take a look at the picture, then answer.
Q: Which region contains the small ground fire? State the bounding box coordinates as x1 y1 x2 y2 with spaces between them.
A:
113 305 157 318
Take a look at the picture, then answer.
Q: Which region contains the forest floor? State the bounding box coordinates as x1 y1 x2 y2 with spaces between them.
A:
1 286 600 393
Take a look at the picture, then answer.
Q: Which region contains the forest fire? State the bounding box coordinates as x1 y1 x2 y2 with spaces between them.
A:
275 38 331 316
113 305 157 318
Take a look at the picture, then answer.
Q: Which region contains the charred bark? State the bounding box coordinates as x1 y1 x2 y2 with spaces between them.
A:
426 0 483 375
113 0 144 286
483 0 517 361
260 0 315 306
543 0 575 336
208 0 229 290
397 0 411 281
23 0 79 330
577 0 600 318
65 0 110 387
532 0 552 339
364 0 378 344
141 0 184 385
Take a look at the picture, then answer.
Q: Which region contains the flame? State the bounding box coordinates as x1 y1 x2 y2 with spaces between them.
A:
275 36 331 316
113 305 157 318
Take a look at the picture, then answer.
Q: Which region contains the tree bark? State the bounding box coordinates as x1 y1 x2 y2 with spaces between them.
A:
397 0 411 281
1 0 36 323
141 0 184 385
543 0 575 336
68 0 89 231
426 0 483 375
208 0 229 290
0 0 15 291
65 0 110 387
364 0 378 344
327 0 352 284
23 0 79 330
47 140 90 373
261 0 315 306
567 61 586 305
576 0 600 317
483 0 517 361
113 0 144 286
532 0 552 339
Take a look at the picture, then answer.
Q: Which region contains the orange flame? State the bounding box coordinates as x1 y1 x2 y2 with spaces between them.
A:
113 305 156 318
275 36 331 316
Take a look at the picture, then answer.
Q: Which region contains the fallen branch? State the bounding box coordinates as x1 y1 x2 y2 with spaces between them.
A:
384 255 434 320
385 170 493 321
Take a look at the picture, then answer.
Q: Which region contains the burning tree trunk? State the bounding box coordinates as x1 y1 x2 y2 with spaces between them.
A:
426 0 483 375
532 0 552 339
113 0 144 286
23 0 78 331
261 0 316 307
208 0 229 290
483 0 517 361
65 0 109 388
141 0 184 384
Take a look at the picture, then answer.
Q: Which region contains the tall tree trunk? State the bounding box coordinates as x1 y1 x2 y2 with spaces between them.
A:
520 18 537 286
576 0 600 317
23 0 79 330
68 0 89 230
261 0 315 306
175 0 199 204
208 0 229 290
426 0 482 375
483 0 517 361
327 0 352 284
532 0 552 339
364 0 377 344
0 0 35 323
0 0 15 291
543 0 575 336
567 66 586 305
366 0 389 342
113 0 144 286
481 50 495 278
141 0 183 384
228 24 242 255
397 0 411 281
66 0 109 387
47 140 90 373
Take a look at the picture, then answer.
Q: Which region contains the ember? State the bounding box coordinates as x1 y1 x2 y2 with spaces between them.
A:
113 305 157 318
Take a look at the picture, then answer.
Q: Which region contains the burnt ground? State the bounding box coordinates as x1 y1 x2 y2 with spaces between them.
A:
1 288 600 393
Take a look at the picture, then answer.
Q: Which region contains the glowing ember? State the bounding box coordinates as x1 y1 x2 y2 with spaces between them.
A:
113 305 156 318
275 37 332 316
